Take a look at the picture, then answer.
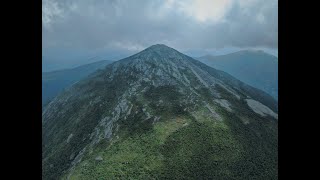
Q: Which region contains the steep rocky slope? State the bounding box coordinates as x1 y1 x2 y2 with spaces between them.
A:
42 44 278 180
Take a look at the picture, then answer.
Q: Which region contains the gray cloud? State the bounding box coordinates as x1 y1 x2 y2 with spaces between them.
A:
42 0 277 71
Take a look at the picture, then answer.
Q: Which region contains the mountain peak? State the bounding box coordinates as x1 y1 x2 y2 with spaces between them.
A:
142 44 178 54
148 44 172 49
43 42 278 179
129 44 187 62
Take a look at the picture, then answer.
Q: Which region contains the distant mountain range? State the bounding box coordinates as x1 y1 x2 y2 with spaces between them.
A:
42 60 113 107
43 45 278 179
197 50 278 100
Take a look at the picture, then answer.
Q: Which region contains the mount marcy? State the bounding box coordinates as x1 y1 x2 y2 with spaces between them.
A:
43 44 278 180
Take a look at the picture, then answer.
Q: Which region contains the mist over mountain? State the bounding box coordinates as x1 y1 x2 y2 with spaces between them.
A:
42 60 113 107
43 45 277 179
198 50 278 100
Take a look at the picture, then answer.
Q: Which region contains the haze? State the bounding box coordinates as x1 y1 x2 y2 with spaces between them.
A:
42 0 278 72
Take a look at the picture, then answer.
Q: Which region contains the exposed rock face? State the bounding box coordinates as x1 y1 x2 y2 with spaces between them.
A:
204 102 222 121
214 99 233 112
95 156 103 161
42 44 278 180
246 99 278 119
66 134 73 143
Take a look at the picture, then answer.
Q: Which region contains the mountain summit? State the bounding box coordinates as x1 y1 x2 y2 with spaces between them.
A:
145 43 174 50
143 44 178 53
43 45 278 179
123 44 190 64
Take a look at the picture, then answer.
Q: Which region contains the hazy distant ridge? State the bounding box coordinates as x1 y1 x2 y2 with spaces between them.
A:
198 50 278 100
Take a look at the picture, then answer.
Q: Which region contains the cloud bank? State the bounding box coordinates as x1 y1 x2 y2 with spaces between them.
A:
42 0 278 70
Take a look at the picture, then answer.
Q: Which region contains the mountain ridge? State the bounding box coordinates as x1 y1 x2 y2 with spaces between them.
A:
198 50 278 100
199 49 278 61
42 59 113 107
43 44 278 180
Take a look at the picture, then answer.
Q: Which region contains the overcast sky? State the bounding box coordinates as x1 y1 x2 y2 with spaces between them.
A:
42 0 278 71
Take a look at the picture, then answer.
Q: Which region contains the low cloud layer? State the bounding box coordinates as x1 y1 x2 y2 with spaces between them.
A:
43 0 278 71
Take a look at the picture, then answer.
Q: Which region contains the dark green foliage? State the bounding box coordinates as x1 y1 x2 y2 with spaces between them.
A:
144 85 181 101
197 87 213 100
117 104 154 136
161 121 241 180
144 85 188 117
159 107 277 180
222 110 278 180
